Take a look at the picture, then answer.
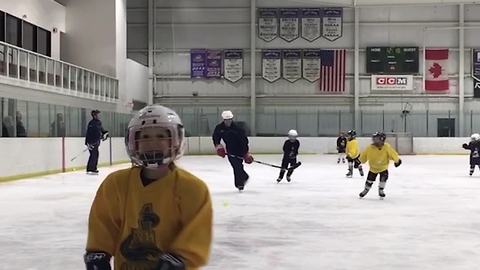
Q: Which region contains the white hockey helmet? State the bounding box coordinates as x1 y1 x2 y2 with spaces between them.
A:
288 129 298 138
221 110 234 120
471 133 480 141
125 104 185 167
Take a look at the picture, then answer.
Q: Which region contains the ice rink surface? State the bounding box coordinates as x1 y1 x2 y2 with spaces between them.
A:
0 155 479 270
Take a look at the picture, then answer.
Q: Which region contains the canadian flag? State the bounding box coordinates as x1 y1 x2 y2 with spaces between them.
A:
425 49 449 91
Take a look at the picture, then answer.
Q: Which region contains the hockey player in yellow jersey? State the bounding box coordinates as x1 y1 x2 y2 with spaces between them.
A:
358 132 402 199
84 105 213 270
345 130 364 178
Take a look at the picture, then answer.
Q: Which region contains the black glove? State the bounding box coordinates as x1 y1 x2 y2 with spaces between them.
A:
394 159 402 167
155 253 185 270
462 143 469 149
84 252 111 270
288 152 297 159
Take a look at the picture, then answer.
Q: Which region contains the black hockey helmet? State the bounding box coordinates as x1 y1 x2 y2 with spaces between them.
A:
372 132 386 145
347 129 357 138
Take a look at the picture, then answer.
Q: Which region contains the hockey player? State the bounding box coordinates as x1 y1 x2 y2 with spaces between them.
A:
85 105 212 270
462 133 480 176
277 129 300 183
358 132 401 199
85 110 109 174
345 130 364 177
212 110 253 191
336 132 347 163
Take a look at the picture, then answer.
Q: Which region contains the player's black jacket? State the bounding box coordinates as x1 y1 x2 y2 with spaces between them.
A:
212 122 249 156
337 136 347 150
85 119 107 146
463 140 480 165
283 139 300 159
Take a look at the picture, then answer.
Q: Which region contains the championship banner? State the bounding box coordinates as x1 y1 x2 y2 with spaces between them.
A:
282 50 302 82
279 8 300 42
371 75 414 90
191 49 207 78
473 49 480 97
302 49 321 82
322 8 343 42
262 50 282 83
258 8 278 42
301 8 321 42
206 50 222 79
223 49 243 83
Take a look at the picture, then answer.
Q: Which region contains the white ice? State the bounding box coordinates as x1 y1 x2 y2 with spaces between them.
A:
0 155 479 270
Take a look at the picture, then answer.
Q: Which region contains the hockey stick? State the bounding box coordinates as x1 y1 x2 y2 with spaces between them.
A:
228 154 302 170
70 148 89 162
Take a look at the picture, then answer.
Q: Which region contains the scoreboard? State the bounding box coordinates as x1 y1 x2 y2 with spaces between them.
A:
367 47 419 74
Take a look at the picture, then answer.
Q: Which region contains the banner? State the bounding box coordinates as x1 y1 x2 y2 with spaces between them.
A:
425 49 449 91
262 50 282 83
302 49 321 82
473 49 480 97
258 9 278 42
191 49 207 78
206 50 222 79
473 49 480 80
371 75 414 90
223 49 243 83
279 8 300 42
322 8 343 42
301 8 321 42
282 50 302 82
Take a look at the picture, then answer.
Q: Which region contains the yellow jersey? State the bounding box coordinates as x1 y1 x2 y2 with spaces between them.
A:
358 143 400 173
346 139 360 159
86 165 212 270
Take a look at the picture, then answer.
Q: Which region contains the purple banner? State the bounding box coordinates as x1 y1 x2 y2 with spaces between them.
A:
258 8 278 42
223 49 243 83
474 49 480 79
191 49 207 78
206 50 222 79
301 8 321 42
262 50 282 83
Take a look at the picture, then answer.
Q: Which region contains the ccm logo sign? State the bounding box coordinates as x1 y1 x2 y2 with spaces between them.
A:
371 75 413 90
376 77 409 85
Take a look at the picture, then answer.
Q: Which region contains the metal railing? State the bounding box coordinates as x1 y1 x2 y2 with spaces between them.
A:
0 41 119 102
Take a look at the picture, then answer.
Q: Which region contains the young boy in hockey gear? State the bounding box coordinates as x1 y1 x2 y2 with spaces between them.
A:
336 132 347 163
212 110 253 191
85 105 212 270
277 130 300 183
345 130 364 177
462 133 480 176
358 132 401 199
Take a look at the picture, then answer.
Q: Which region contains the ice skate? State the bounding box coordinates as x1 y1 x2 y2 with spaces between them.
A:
286 176 291 182
276 177 282 183
379 189 386 199
359 188 369 198
346 170 353 178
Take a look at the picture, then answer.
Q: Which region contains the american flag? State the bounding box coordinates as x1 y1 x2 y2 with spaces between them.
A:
319 49 346 92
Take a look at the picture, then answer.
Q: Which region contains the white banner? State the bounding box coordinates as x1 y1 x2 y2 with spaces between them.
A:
262 50 282 83
322 8 343 42
258 9 278 42
371 75 414 90
282 50 302 82
302 50 321 82
223 50 243 83
301 8 321 42
279 9 300 42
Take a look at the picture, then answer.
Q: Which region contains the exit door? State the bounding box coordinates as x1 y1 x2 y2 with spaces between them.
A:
437 118 455 137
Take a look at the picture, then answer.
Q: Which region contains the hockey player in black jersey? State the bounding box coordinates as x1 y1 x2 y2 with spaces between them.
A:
462 133 480 176
277 130 300 183
336 132 347 163
213 110 253 191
